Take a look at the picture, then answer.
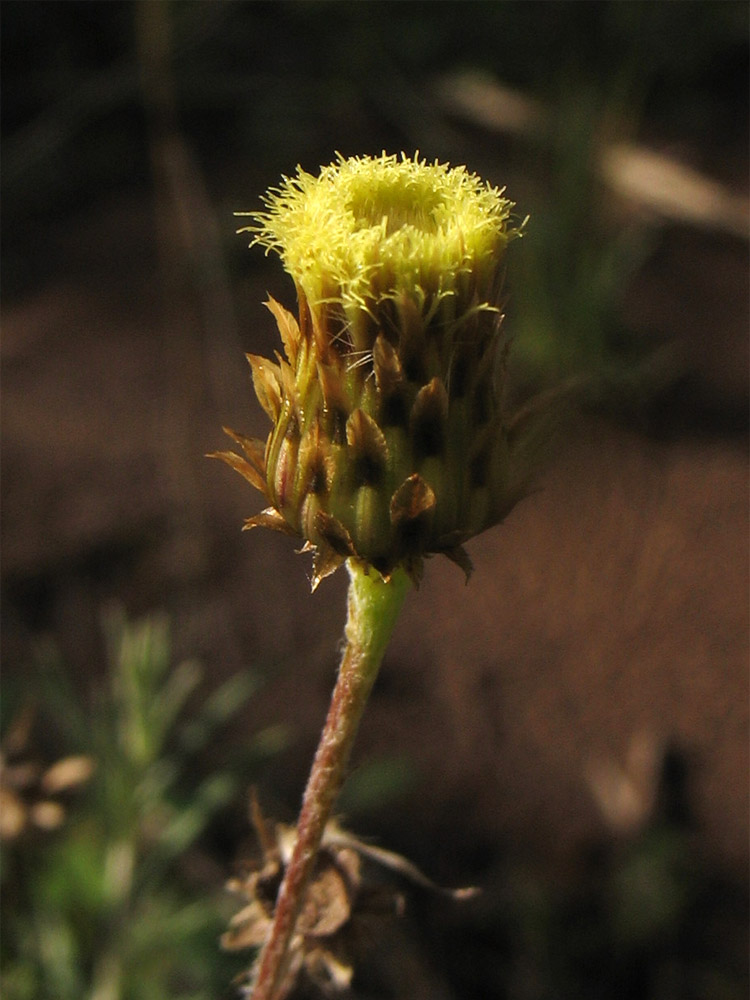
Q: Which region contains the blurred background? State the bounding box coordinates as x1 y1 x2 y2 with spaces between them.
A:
1 2 748 998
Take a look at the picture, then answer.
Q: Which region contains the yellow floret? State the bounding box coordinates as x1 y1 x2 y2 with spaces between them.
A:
238 152 523 315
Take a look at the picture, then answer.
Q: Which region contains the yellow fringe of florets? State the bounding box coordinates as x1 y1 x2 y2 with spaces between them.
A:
238 152 524 311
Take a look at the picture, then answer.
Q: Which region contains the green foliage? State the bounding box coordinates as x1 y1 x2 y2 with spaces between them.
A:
510 83 653 389
1 608 278 1000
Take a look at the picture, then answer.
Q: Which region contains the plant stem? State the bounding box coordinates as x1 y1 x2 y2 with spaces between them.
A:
250 559 410 1000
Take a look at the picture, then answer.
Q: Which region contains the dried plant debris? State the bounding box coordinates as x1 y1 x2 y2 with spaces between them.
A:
0 706 94 842
223 794 477 997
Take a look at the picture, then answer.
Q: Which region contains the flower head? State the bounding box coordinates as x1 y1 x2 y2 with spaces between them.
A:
215 152 536 587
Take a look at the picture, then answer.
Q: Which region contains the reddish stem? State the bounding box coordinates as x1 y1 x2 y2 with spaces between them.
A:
249 562 409 1000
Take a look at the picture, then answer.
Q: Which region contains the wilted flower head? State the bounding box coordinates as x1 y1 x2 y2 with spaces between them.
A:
223 795 475 997
215 152 538 587
223 797 399 996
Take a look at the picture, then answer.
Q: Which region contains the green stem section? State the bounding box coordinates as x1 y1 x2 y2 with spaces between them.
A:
250 560 410 1000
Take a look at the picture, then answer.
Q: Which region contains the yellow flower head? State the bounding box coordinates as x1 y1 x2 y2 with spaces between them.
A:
215 152 533 588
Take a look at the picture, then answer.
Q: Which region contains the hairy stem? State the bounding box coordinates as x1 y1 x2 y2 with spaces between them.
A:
250 560 410 1000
